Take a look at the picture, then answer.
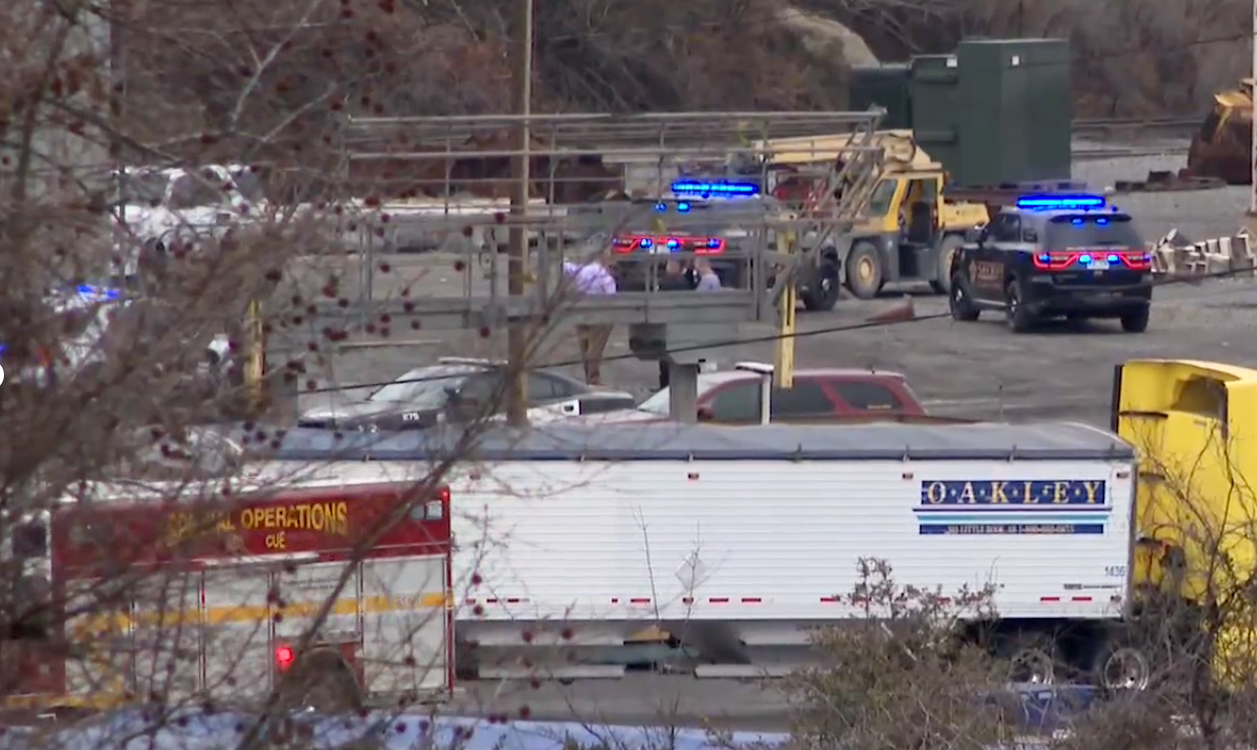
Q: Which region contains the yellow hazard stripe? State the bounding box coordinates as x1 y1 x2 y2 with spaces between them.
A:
74 593 450 632
1 691 127 710
21 594 451 712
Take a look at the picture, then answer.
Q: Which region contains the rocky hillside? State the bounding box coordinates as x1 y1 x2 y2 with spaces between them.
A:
121 0 1245 157
795 0 1248 116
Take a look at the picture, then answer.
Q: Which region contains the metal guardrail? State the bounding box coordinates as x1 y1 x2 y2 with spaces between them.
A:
1071 117 1200 137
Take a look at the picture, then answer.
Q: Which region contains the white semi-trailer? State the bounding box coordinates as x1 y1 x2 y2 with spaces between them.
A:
262 420 1141 686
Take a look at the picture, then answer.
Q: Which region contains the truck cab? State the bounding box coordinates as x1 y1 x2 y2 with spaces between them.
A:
1112 359 1257 690
851 168 989 298
757 129 989 300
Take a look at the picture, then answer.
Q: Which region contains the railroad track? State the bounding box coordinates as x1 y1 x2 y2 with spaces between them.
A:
1072 146 1190 161
1072 116 1200 134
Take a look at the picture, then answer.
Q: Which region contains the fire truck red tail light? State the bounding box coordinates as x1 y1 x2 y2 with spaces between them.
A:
439 487 450 502
275 645 295 669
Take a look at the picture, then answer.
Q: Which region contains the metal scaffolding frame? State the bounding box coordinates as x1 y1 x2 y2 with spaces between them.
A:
319 110 885 322
269 110 889 415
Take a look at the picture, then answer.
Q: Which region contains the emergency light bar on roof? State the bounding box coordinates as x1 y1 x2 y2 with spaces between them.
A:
1015 195 1106 211
75 284 122 300
670 180 759 197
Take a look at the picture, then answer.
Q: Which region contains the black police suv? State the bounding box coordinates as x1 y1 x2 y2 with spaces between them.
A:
947 195 1153 333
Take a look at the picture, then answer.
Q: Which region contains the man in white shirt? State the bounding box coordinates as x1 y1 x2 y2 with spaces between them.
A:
562 247 617 385
693 258 722 291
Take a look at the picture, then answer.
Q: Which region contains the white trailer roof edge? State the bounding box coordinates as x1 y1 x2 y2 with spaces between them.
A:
261 421 1137 464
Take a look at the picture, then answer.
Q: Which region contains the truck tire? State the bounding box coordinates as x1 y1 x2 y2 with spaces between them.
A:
1120 305 1150 333
800 255 841 312
1090 636 1151 692
999 631 1061 686
928 235 965 295
845 242 882 300
949 276 979 321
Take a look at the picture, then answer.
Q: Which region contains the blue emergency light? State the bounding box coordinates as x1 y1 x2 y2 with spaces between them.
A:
1015 195 1106 210
670 180 759 197
76 284 121 300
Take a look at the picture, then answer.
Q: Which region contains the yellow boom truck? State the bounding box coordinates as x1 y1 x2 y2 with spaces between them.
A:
1111 359 1257 690
760 130 990 299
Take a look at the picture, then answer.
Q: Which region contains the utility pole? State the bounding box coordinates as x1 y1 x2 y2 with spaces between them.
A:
506 0 533 426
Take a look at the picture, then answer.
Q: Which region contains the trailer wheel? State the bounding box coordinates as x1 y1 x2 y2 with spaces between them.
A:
281 649 363 714
1000 632 1060 686
1091 637 1151 692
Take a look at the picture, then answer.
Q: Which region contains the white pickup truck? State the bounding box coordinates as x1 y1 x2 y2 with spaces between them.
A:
113 164 268 275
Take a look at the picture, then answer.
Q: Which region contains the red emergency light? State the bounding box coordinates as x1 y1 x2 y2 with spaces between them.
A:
611 235 726 254
275 645 295 669
1032 249 1152 271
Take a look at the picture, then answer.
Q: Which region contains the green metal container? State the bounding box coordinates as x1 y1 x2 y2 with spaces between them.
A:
909 55 961 176
954 38 1071 186
849 65 912 129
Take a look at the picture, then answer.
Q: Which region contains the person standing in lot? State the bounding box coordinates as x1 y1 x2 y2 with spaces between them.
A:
693 257 722 291
655 259 697 389
563 248 617 386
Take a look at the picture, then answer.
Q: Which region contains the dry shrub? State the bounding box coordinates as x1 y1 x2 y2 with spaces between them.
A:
786 558 1015 750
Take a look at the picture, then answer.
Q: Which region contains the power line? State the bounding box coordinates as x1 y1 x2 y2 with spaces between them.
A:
298 262 1257 396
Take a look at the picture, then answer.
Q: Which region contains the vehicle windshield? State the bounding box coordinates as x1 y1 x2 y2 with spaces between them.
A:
638 388 673 415
367 373 465 407
168 173 226 209
1045 214 1141 249
117 171 171 205
638 381 708 412
229 169 266 202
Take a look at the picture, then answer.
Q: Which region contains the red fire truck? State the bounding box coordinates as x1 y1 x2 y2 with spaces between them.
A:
0 480 453 713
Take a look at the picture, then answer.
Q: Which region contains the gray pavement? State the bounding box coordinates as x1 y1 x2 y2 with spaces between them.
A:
291 269 1257 427
1073 150 1248 241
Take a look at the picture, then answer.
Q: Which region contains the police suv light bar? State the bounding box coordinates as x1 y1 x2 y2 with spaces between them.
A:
670 180 760 197
438 356 509 367
74 283 122 300
1015 195 1105 210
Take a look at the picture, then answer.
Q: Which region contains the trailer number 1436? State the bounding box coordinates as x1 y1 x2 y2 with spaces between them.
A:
1105 565 1127 578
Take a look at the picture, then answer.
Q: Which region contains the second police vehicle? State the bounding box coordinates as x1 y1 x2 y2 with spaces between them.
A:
609 179 843 311
948 194 1154 333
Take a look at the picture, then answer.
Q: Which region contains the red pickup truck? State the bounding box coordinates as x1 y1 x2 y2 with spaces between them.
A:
588 365 934 425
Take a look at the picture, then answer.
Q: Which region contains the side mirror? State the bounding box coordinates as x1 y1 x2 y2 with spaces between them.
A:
964 227 984 244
